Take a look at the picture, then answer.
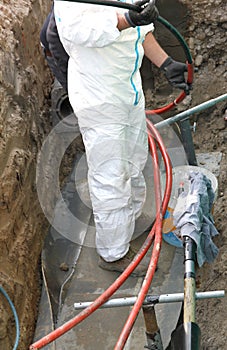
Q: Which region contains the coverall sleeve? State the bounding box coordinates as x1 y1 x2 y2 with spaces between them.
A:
54 1 121 50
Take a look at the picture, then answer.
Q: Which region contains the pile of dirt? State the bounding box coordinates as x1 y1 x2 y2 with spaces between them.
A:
177 2 227 347
154 1 227 347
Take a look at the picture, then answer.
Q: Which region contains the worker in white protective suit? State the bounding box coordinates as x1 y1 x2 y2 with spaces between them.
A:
54 0 191 276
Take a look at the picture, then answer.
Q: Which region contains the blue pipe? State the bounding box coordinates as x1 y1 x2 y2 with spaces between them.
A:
0 285 20 350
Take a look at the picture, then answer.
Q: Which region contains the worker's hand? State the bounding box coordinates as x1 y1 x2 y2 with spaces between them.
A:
125 0 159 28
160 56 191 94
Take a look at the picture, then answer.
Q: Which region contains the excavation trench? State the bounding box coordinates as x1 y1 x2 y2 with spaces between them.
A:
0 0 226 349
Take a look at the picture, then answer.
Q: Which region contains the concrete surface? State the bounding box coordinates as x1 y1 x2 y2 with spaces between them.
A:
33 143 221 350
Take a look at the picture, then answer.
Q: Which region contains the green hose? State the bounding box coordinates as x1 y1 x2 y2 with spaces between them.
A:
157 16 193 64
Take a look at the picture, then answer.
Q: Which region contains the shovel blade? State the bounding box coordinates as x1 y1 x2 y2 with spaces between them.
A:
169 322 201 350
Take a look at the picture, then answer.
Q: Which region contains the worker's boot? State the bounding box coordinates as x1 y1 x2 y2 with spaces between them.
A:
98 247 149 277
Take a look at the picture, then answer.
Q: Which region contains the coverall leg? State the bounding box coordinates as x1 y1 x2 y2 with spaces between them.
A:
76 98 148 262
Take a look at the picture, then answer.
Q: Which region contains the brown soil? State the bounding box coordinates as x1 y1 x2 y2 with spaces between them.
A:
0 0 226 349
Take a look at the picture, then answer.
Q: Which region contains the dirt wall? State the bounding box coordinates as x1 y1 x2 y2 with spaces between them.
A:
179 1 227 349
182 0 226 103
0 1 52 349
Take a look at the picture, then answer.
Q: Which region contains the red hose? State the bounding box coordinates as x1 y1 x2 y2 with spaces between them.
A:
147 119 172 208
30 121 172 350
114 134 162 349
114 121 172 349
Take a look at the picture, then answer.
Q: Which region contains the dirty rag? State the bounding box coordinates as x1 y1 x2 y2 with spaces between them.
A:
173 171 219 267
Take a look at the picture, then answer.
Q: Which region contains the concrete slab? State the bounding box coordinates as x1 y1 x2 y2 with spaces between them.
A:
53 238 184 350
33 143 190 349
34 204 185 350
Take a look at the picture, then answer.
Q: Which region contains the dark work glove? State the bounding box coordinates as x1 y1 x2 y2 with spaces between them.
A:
125 0 159 28
160 56 191 94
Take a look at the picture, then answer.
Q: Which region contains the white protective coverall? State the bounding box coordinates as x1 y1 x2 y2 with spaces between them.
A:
54 1 154 262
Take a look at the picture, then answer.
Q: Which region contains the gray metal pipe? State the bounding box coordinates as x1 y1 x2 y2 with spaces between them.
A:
155 93 227 129
74 290 225 309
